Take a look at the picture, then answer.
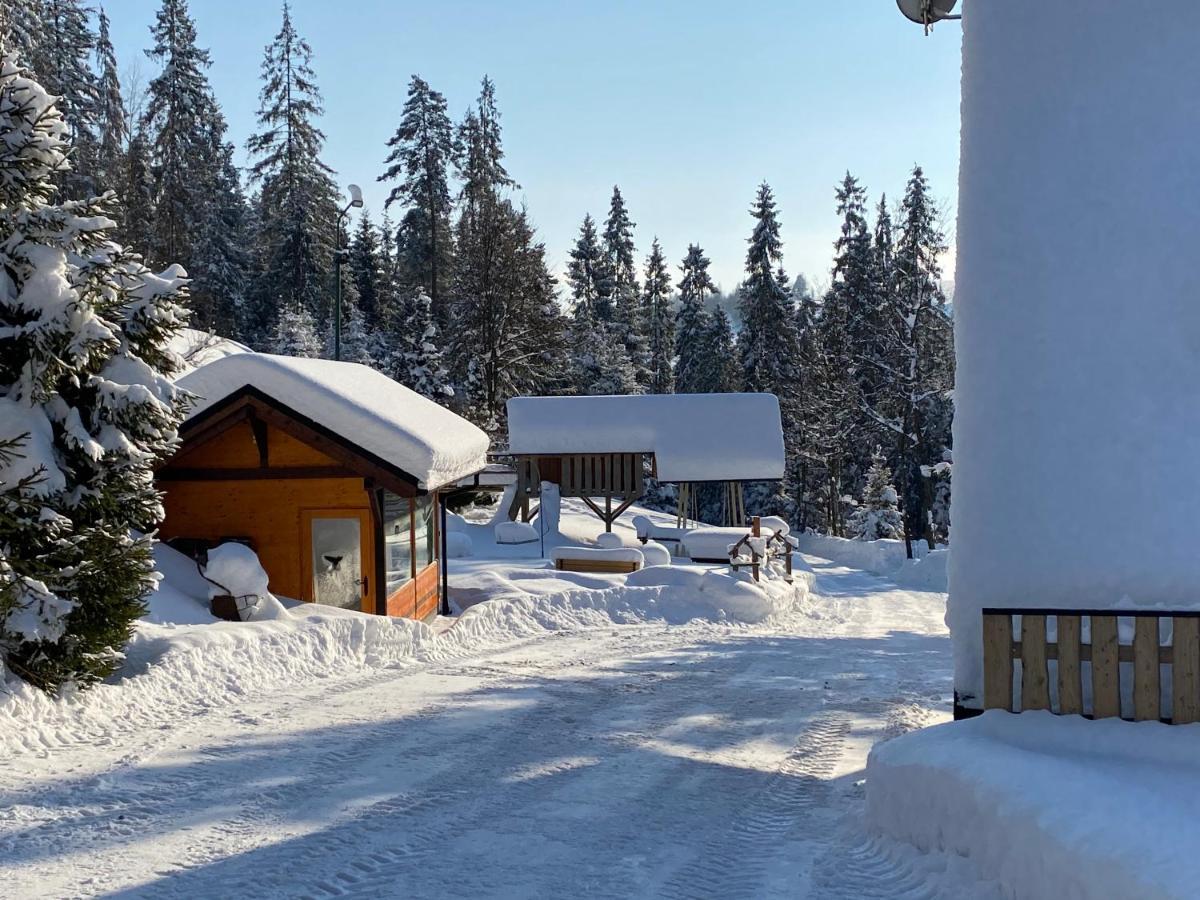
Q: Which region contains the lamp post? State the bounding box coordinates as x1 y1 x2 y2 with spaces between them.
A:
334 183 364 361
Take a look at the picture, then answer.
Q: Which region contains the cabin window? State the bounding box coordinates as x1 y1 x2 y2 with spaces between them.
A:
383 491 413 595
414 495 436 570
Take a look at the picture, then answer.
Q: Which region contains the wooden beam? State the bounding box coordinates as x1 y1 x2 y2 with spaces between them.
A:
1133 616 1161 721
1173 616 1200 724
1057 614 1083 715
1091 615 1121 719
249 414 269 467
982 613 1014 711
1020 614 1050 711
157 465 359 481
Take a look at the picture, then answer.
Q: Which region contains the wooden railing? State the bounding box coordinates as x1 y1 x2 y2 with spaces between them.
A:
729 516 794 583
982 608 1200 723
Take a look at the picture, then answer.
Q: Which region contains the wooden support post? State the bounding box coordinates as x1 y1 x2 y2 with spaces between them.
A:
982 613 1014 711
1020 614 1050 711
1173 616 1200 724
1133 616 1161 721
1091 615 1121 719
1057 614 1083 715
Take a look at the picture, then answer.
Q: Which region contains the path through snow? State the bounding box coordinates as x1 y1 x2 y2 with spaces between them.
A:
0 558 998 898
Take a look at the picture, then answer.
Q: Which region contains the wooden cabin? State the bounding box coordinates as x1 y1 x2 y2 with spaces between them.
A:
158 354 489 620
504 393 786 529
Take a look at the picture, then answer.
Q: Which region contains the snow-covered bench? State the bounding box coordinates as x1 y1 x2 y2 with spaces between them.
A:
495 520 540 545
552 546 644 575
631 515 689 551
684 518 796 582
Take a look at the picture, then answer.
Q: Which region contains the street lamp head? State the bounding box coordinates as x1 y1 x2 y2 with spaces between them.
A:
347 183 364 208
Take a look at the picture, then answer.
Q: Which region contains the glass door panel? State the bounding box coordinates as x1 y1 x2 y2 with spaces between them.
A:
310 516 363 609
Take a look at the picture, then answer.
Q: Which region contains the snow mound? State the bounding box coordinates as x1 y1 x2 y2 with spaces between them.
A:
595 531 624 549
640 541 672 567
178 353 489 490
203 543 269 600
550 546 644 566
868 712 1200 900
793 533 947 592
168 327 249 376
495 521 539 544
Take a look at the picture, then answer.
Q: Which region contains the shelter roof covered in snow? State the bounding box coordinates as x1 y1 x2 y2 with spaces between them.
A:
178 353 489 491
505 393 785 482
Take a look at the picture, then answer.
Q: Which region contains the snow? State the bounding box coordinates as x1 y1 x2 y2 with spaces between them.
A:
594 530 624 549
201 543 269 600
0 540 985 899
177 353 489 491
639 540 672 567
632 513 689 545
506 393 786 482
550 545 645 566
494 520 540 544
684 526 756 561
868 711 1200 900
950 0 1200 705
0 397 65 495
167 327 249 376
792 534 948 592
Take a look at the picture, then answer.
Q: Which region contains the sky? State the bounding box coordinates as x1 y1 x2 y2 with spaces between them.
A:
106 0 963 294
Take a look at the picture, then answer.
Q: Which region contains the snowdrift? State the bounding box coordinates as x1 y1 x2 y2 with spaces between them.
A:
868 712 1200 900
0 539 814 757
793 534 948 592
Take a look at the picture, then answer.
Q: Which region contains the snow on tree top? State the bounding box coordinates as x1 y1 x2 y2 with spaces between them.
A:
506 393 785 482
178 353 489 491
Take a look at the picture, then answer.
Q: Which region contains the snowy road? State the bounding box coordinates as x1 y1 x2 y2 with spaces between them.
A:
1 559 992 899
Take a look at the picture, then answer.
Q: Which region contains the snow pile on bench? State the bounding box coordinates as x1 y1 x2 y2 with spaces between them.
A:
639 541 672 567
868 712 1200 900
632 515 689 546
495 521 539 545
507 393 785 482
551 546 644 568
178 353 489 491
684 527 757 561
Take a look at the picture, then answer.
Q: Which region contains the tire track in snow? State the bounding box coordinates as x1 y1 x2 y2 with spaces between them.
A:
659 712 851 900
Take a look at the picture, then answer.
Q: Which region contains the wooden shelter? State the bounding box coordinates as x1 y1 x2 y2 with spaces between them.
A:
505 394 786 531
157 354 489 620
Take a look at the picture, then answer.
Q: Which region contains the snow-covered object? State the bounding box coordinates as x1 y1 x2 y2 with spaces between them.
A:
445 532 472 559
538 481 561 534
632 514 689 546
868 712 1200 900
167 328 249 376
949 1 1200 704
506 393 785 482
0 398 65 496
495 521 539 545
684 527 755 562
758 515 789 536
178 353 489 491
639 541 672 567
551 546 644 568
202 543 270 601
595 531 624 549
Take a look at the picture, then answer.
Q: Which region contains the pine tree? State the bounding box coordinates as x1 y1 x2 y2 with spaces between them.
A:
737 183 801 517
567 213 604 325
379 75 455 325
141 0 214 266
674 243 717 394
601 186 647 384
349 210 388 331
387 290 453 399
92 7 126 199
117 131 156 264
642 238 674 394
0 2 46 67
40 0 99 199
189 110 252 335
0 56 190 691
246 2 339 336
701 308 740 393
848 452 904 541
272 305 322 357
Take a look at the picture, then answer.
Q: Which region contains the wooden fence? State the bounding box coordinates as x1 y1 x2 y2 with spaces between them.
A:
982 608 1200 723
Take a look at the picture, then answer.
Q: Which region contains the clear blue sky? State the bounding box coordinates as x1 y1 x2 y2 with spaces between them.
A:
107 0 962 293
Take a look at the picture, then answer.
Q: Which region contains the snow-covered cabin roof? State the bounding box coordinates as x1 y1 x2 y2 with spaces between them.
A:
168 328 250 376
505 393 785 482
178 354 489 491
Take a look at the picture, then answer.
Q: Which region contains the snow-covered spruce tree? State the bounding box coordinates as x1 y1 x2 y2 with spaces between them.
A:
93 7 127 199
349 210 389 332
642 238 674 394
848 453 904 541
379 75 456 326
386 290 453 400
737 182 801 517
117 130 156 265
271 304 322 358
567 213 604 326
247 2 339 342
674 243 716 394
39 0 99 199
0 2 46 69
601 186 648 386
702 308 741 393
0 56 189 691
141 0 215 267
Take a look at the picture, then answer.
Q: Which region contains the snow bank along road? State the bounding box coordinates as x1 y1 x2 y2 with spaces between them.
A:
1 559 998 898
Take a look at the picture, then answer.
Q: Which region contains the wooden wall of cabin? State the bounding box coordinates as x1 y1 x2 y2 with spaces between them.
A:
158 419 374 607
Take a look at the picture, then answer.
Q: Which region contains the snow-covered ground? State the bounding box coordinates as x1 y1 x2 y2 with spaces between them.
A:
0 500 987 898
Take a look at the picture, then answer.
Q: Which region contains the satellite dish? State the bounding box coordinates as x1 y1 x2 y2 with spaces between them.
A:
897 0 959 26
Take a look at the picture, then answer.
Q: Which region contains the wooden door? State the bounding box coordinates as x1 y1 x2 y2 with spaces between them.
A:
301 508 375 613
